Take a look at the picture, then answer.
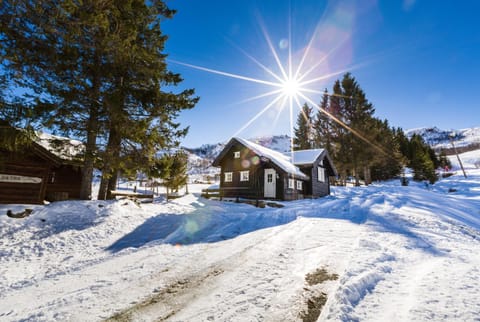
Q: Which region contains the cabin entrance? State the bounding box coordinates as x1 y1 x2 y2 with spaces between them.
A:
264 168 276 198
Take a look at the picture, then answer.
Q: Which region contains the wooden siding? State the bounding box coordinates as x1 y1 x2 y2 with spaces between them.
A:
0 159 49 204
45 165 83 201
0 149 83 204
219 142 263 199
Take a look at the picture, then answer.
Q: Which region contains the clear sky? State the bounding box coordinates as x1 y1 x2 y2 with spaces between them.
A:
163 0 480 148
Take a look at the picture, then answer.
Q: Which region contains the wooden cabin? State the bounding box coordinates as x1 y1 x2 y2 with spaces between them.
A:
0 131 84 204
211 137 337 201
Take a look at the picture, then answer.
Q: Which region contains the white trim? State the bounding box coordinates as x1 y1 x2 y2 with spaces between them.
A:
234 151 240 158
224 172 233 182
288 178 295 189
318 167 325 182
240 170 249 182
296 180 302 190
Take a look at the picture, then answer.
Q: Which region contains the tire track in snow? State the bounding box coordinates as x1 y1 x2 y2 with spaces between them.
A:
106 220 307 321
107 216 360 322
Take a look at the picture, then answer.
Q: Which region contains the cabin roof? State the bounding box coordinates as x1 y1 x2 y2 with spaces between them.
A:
286 149 326 165
213 137 311 180
35 132 85 164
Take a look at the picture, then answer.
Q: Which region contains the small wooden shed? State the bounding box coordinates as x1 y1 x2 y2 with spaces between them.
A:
0 131 84 204
212 137 337 201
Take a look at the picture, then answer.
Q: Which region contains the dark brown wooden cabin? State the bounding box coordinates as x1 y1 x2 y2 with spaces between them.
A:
211 137 337 201
0 131 84 204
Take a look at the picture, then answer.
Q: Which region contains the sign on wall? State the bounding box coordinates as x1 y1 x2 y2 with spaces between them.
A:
0 174 43 184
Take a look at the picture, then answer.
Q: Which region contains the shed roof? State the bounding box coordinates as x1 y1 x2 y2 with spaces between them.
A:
286 149 326 165
35 132 85 164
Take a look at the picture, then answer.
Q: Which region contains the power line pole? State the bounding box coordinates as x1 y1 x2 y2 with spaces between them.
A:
450 134 467 178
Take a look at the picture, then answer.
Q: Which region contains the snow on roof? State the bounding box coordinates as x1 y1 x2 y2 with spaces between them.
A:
234 137 309 180
286 149 325 165
36 132 85 162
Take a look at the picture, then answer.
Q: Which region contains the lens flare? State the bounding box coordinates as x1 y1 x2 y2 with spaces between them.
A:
169 2 386 155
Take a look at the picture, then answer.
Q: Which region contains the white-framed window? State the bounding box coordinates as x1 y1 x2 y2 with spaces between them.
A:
234 151 240 158
267 173 273 183
296 180 302 190
224 172 233 182
240 170 249 182
318 167 325 182
288 178 295 189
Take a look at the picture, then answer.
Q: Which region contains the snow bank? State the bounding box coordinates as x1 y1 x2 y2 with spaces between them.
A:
1 167 480 321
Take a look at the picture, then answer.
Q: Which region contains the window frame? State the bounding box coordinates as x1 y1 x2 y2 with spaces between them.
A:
296 180 302 190
240 170 249 182
288 178 295 189
318 166 325 182
224 172 233 182
234 151 240 159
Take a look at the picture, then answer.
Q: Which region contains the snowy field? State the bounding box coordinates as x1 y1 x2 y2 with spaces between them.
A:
1 152 480 321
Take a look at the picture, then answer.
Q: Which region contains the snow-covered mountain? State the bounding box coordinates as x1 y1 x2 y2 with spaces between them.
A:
185 134 291 160
406 126 480 152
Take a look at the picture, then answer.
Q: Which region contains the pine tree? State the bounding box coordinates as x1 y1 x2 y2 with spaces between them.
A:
438 149 452 170
313 89 333 151
328 79 348 182
408 134 438 183
154 150 188 196
1 0 197 199
293 103 314 150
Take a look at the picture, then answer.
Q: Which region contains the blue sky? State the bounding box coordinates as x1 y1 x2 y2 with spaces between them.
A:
163 0 480 147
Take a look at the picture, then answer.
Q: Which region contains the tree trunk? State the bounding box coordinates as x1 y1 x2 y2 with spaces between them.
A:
79 55 101 200
363 166 371 186
107 171 118 199
79 103 99 200
97 126 121 200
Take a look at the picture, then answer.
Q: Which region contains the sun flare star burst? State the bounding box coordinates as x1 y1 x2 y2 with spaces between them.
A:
169 12 362 151
281 78 301 98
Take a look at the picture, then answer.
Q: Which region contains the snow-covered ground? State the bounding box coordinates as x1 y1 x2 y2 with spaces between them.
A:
1 152 480 321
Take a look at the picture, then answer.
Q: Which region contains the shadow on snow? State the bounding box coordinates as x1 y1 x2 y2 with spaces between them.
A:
106 203 299 252
106 190 458 256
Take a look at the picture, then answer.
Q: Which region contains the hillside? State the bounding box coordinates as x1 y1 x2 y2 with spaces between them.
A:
406 126 480 153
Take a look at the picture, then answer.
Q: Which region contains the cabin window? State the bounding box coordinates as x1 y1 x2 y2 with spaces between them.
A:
224 172 233 182
318 167 325 182
288 178 295 189
267 173 273 183
296 180 302 190
240 170 249 182
234 151 240 158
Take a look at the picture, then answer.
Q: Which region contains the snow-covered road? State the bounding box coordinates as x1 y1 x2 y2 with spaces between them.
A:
1 166 480 321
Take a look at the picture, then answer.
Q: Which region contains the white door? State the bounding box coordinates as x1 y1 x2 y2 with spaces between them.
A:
264 168 276 198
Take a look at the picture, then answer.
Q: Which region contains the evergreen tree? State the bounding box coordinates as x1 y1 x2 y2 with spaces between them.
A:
326 80 346 181
438 149 452 170
152 150 188 196
293 103 314 150
0 0 197 199
313 89 333 151
408 134 438 183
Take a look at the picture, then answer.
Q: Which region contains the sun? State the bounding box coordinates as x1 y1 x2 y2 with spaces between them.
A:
281 78 301 98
